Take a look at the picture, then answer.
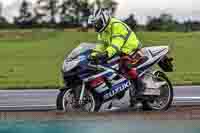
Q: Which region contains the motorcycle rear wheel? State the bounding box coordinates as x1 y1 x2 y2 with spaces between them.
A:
143 71 174 111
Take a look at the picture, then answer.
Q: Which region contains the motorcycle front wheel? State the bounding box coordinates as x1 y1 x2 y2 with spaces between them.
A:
56 85 101 112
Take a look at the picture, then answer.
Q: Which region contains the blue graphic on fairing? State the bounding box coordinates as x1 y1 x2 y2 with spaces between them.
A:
102 80 131 100
77 51 118 81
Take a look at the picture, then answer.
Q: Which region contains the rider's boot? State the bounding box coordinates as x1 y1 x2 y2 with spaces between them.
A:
129 77 146 108
135 77 146 95
128 68 146 108
128 68 145 95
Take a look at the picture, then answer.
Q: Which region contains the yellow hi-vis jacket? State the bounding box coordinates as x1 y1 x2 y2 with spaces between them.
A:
92 18 141 58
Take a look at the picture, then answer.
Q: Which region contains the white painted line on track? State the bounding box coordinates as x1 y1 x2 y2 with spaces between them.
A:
0 105 56 108
174 97 200 99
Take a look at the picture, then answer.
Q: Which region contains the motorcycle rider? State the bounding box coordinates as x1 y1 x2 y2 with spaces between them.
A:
88 8 145 106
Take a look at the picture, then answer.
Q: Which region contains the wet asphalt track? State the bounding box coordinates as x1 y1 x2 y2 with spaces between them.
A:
0 86 199 111
0 86 199 131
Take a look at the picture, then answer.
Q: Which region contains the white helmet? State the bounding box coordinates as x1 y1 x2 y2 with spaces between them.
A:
88 8 111 33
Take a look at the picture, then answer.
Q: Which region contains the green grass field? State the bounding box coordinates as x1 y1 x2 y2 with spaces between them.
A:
0 30 199 89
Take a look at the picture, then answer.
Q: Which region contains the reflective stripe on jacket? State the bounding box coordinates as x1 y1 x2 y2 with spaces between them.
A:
93 18 140 58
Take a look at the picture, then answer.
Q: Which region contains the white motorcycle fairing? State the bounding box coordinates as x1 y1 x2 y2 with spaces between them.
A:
137 46 169 74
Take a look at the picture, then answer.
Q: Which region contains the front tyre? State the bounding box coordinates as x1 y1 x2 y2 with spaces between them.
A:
56 87 101 112
143 71 174 111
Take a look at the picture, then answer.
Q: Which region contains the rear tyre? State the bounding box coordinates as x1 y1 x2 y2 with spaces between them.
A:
143 71 174 111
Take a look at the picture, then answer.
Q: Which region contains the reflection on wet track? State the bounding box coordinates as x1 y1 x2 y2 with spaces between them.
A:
0 114 200 133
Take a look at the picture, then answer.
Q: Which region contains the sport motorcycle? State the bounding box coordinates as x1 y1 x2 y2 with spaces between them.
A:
56 43 174 112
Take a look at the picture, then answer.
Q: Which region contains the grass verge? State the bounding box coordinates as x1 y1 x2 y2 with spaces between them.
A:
0 30 199 89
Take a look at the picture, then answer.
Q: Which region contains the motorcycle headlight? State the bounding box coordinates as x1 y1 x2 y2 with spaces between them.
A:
62 58 80 72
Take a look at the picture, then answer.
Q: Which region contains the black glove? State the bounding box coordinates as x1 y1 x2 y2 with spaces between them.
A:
88 55 98 64
88 52 108 64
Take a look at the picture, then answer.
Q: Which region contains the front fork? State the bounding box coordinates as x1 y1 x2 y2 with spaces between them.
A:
79 81 86 104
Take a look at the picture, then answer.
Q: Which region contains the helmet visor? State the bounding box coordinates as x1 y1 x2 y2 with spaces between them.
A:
95 18 104 32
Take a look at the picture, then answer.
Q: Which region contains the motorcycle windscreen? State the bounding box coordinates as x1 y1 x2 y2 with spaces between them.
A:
67 43 98 59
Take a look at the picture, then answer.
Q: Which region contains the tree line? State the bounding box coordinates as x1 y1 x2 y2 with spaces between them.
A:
124 13 200 32
0 0 199 32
